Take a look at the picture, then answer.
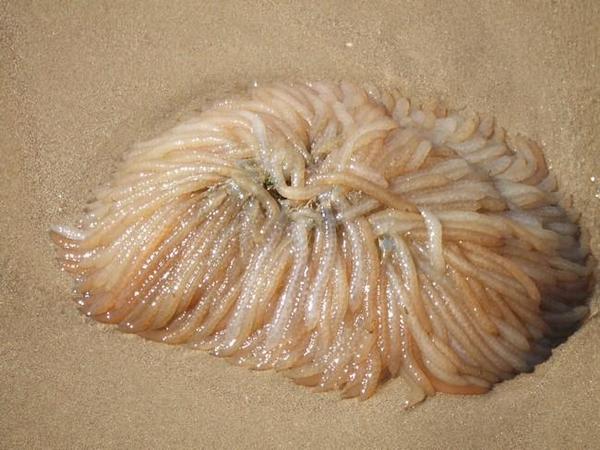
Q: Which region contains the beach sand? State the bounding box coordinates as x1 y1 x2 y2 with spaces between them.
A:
1 1 599 448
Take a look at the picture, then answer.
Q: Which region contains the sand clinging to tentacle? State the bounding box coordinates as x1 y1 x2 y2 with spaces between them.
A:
51 81 593 403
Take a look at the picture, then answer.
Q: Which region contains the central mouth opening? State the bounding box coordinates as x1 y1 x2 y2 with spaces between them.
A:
264 176 287 203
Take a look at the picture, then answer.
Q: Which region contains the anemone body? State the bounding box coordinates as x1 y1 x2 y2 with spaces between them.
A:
51 81 592 403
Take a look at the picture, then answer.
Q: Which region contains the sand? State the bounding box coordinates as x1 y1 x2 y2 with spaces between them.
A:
1 1 599 448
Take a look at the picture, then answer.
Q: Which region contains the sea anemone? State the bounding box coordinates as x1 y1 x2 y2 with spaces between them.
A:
51 81 593 403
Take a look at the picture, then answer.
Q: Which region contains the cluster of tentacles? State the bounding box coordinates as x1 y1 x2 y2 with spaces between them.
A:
51 81 593 403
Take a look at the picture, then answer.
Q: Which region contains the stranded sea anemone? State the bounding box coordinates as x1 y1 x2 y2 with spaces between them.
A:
51 81 593 403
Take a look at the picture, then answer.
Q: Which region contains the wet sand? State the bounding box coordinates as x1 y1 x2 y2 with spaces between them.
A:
1 1 599 448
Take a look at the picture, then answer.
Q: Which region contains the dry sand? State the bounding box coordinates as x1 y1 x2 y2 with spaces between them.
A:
1 1 599 448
